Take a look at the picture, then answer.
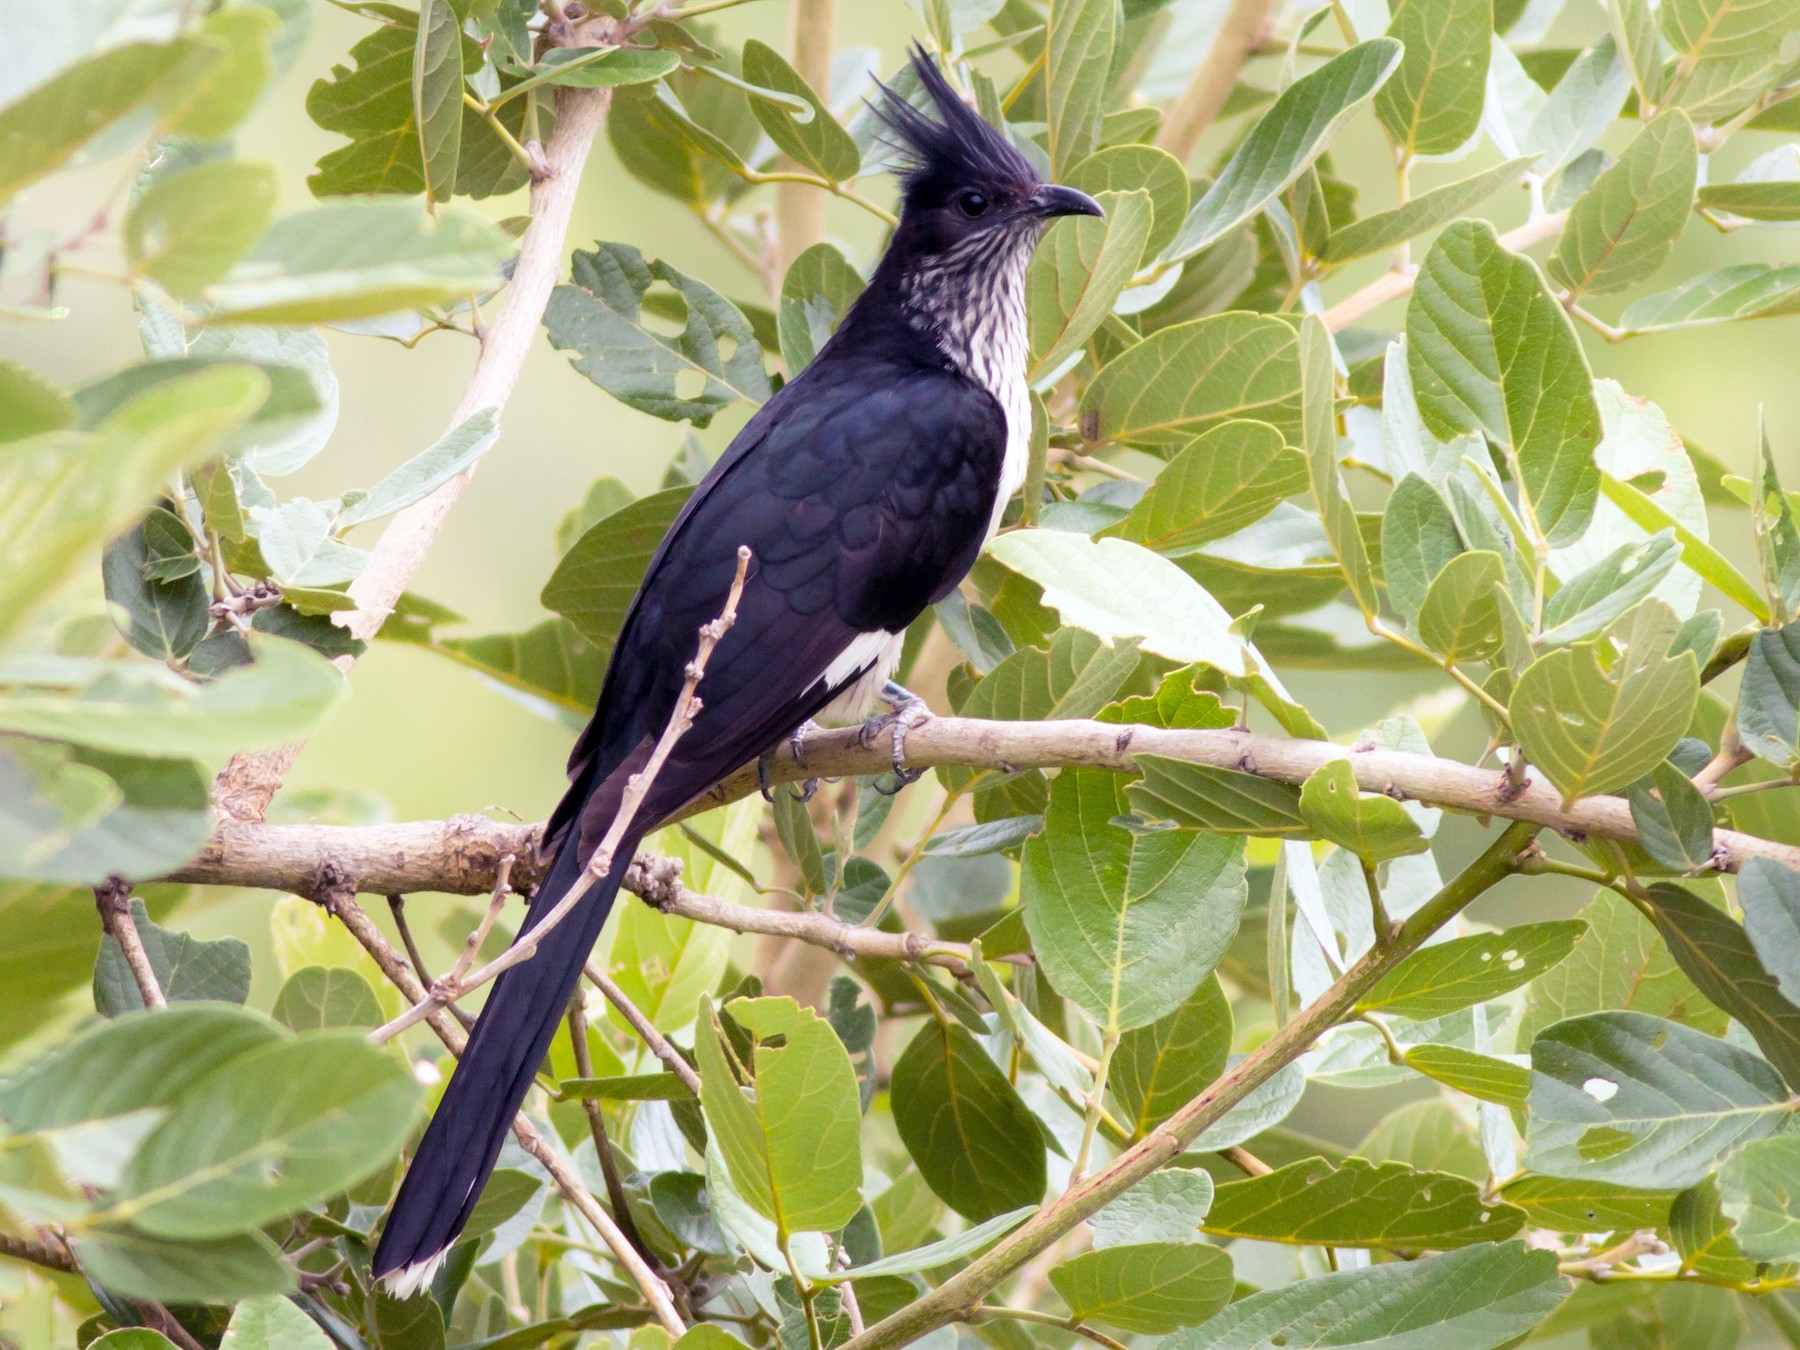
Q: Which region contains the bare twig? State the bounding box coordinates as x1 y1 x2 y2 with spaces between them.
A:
775 0 836 278
1153 0 1278 164
567 1001 662 1281
367 549 751 1045
0 1230 78 1275
1695 723 1754 792
370 853 515 1043
313 881 686 1335
1323 210 1569 331
1219 1145 1274 1177
584 960 705 1100
95 879 165 1011
387 895 475 1031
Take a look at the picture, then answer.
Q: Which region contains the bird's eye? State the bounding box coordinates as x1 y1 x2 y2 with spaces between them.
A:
955 190 990 219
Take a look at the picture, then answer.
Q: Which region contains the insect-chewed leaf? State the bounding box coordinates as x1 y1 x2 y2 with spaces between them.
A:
1525 1010 1792 1188
1718 1134 1800 1262
1203 1157 1525 1248
1359 920 1586 1019
1298 759 1429 864
1164 1242 1568 1350
741 39 860 183
94 900 252 1016
546 242 771 425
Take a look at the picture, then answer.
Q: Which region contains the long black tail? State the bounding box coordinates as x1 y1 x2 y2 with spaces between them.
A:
371 837 635 1294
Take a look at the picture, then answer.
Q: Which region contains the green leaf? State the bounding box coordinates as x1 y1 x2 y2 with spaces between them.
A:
1322 158 1536 265
1510 604 1700 805
890 1018 1046 1222
0 359 74 444
1547 113 1696 299
271 965 383 1031
1753 422 1800 620
986 533 1246 676
74 1227 294 1304
1718 1134 1800 1260
0 634 343 761
1113 976 1232 1138
498 45 681 98
1521 888 1727 1043
1126 758 1308 838
1626 761 1716 872
1299 759 1429 864
1741 857 1800 1006
740 40 859 183
102 511 210 661
433 618 603 714
696 995 863 1235
1204 1157 1526 1248
1418 550 1513 662
1403 1044 1533 1108
1503 1174 1673 1233
0 1003 284 1129
1375 0 1492 156
958 626 1142 725
1525 1011 1792 1188
1049 1242 1234 1335
1660 0 1800 119
1100 421 1305 557
1065 144 1191 261
1196 1059 1306 1150
207 201 512 325
1620 264 1800 333
1670 1175 1764 1284
778 241 863 371
337 408 499 528
0 741 212 885
304 18 424 196
832 1206 1033 1281
0 42 197 207
1408 219 1601 546
545 241 770 425
1381 473 1466 627
1298 314 1377 612
169 6 279 141
125 160 276 298
95 899 251 1016
0 365 268 648
1361 921 1585 1019
119 1029 420 1235
541 485 691 654
1028 189 1153 381
1045 0 1115 174
1737 621 1800 770
1638 881 1800 1091
1539 532 1682 645
1161 40 1403 264
924 815 1043 857
219 1294 333 1350
559 1072 691 1101
1359 1098 1487 1180
1165 1242 1569 1350
1595 470 1762 624
1091 1170 1214 1247
1023 766 1246 1032
1698 179 1800 221
412 0 462 202
1083 312 1304 451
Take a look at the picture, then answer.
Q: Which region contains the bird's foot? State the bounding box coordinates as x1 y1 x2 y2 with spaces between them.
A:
761 721 823 801
861 683 930 795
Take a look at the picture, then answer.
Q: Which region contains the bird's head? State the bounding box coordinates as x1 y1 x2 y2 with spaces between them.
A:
872 47 1103 265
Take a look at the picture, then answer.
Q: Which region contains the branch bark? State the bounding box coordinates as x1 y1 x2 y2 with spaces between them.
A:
775 0 837 278
839 820 1540 1350
1153 0 1278 166
213 80 614 825
168 717 1800 895
95 879 166 1011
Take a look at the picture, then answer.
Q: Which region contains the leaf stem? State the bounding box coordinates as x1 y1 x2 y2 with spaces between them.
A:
971 1306 1130 1350
1072 1031 1119 1181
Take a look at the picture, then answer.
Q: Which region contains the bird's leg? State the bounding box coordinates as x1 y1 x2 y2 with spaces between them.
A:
861 682 930 795
788 720 822 802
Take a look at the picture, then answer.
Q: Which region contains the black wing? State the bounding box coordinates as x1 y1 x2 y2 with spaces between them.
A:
546 349 1008 856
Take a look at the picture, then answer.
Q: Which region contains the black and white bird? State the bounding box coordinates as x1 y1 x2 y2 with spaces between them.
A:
372 47 1100 1294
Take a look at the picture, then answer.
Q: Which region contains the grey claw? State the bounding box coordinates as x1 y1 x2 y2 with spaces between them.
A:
864 695 930 795
792 777 821 803
757 750 777 802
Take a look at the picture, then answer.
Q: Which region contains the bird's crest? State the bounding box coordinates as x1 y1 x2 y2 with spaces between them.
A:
871 45 1038 206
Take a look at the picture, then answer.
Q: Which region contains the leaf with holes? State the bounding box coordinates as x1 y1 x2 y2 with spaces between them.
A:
1504 1174 1674 1233
1525 1011 1792 1188
545 242 771 426
1718 1134 1800 1261
778 242 863 372
1299 759 1429 864
1203 1157 1525 1248
741 40 859 183
1360 921 1585 1019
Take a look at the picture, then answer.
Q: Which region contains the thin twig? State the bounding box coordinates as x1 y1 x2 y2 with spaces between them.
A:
314 882 686 1334
1322 210 1568 330
388 895 476 1031
584 960 705 1100
95 879 165 1011
567 1001 662 1280
372 855 515 1043
1219 1145 1274 1177
0 1231 78 1274
368 549 751 1044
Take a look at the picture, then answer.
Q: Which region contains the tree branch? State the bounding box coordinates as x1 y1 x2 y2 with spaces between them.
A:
168 717 1800 898
584 959 705 1099
95 879 165 1011
839 820 1540 1350
775 0 836 279
1153 0 1278 165
212 79 615 825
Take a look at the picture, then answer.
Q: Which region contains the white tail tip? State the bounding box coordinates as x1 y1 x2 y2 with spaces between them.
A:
377 1249 448 1300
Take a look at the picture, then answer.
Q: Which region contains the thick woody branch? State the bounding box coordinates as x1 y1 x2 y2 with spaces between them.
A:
169 716 1800 900
1153 0 1278 165
213 78 614 825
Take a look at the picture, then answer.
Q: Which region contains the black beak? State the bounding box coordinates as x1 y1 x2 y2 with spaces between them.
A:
1030 184 1104 220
